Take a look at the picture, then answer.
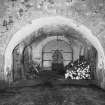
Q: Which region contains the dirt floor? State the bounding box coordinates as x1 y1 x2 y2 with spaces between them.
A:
0 84 105 105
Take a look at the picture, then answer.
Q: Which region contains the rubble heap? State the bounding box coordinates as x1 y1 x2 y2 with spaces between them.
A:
65 56 91 80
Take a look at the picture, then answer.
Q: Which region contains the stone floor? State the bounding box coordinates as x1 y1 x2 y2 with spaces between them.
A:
0 84 105 105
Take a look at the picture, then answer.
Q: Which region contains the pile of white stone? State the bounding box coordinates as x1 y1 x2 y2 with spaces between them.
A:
65 56 91 80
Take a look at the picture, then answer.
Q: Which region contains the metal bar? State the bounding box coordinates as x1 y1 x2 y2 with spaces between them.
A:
52 50 63 51
43 60 52 61
43 51 72 53
42 51 44 67
43 60 72 61
42 52 52 53
72 48 73 61
62 52 73 53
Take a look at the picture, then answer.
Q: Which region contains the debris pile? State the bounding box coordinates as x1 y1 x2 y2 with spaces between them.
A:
65 56 91 80
26 61 40 79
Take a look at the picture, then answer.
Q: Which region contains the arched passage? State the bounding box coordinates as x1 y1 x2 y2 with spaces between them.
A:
31 35 71 62
41 38 73 70
4 16 105 84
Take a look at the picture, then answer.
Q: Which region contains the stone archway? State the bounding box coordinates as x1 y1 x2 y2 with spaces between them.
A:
4 16 105 87
31 35 71 62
